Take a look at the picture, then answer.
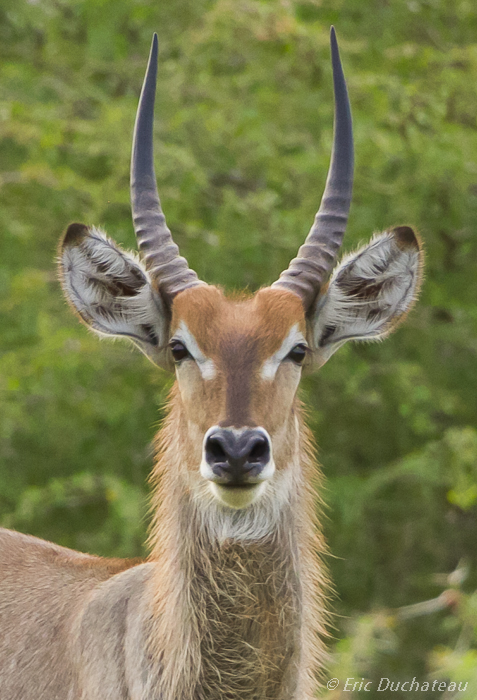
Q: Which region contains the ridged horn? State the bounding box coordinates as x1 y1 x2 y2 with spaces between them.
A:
131 33 204 302
272 27 354 311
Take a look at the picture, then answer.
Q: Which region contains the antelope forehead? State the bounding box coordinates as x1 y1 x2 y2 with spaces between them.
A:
174 321 305 381
261 324 306 381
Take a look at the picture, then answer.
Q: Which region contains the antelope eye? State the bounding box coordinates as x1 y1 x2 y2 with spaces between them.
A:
169 340 190 363
287 343 308 365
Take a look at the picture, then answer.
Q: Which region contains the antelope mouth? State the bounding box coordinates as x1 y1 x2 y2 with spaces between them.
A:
219 483 257 490
210 482 267 509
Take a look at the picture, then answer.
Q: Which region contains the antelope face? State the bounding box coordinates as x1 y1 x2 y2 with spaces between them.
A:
58 30 424 516
170 285 307 508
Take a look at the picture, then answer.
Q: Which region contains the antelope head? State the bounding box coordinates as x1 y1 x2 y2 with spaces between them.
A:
59 31 423 514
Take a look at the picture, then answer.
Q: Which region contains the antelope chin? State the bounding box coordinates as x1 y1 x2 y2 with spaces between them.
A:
210 482 267 509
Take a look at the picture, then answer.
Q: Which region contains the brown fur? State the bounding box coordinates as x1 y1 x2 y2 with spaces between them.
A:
170 286 307 435
146 286 328 699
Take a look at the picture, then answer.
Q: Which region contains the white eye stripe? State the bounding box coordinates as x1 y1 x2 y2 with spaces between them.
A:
173 322 217 380
260 324 307 381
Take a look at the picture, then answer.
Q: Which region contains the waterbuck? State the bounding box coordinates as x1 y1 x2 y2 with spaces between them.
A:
0 28 423 700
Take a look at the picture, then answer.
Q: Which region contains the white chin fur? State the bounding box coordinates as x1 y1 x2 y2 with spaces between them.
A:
210 482 267 509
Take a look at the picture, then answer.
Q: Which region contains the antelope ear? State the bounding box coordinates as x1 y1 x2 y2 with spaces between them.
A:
58 223 171 369
309 226 423 366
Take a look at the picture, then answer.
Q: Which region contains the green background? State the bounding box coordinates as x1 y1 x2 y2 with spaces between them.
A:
1 0 477 696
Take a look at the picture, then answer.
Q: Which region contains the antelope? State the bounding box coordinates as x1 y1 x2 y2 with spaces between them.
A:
0 28 423 700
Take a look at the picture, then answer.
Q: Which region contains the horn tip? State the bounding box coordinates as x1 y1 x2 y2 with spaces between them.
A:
150 33 158 61
330 26 339 56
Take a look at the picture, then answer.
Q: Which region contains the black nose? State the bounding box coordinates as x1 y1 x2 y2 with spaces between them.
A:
204 428 271 486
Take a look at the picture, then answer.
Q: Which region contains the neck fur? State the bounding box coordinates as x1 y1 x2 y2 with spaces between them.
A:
146 388 329 700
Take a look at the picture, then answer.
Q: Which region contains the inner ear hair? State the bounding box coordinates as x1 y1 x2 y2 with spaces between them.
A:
311 225 423 355
335 225 423 309
60 225 143 317
60 223 148 292
58 223 170 359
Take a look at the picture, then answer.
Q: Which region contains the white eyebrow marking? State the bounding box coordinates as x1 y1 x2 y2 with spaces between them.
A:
173 322 217 380
260 324 306 381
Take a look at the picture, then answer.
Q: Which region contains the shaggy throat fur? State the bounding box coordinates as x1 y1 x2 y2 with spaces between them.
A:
147 400 329 700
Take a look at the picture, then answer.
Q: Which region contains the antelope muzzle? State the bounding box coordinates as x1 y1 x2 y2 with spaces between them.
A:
201 427 274 509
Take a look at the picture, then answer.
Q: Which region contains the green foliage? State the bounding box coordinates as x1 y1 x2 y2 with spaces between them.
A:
1 0 477 694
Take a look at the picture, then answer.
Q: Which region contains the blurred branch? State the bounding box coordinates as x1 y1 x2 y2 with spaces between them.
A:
396 589 460 621
396 560 468 621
